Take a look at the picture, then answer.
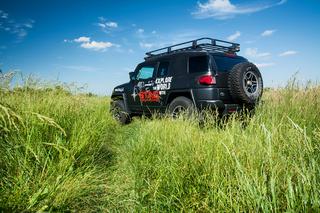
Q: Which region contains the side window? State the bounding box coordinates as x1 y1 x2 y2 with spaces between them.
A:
189 56 209 73
170 55 187 76
157 62 170 77
137 65 155 80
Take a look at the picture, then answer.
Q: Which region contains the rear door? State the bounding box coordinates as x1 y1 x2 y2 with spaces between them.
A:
140 61 174 112
212 55 247 103
212 55 247 88
148 61 171 111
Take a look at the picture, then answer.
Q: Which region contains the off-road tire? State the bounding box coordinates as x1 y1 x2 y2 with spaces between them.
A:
228 62 263 106
168 96 194 118
110 100 131 125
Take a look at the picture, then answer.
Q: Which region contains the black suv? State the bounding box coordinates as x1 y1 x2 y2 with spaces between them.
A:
111 38 263 124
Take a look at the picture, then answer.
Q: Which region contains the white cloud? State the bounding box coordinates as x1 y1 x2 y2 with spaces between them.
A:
80 41 113 51
279 50 298 57
2 13 8 19
135 30 207 51
70 36 114 52
106 22 118 28
97 17 118 32
245 48 271 58
137 28 144 34
256 62 275 68
136 29 146 39
139 42 154 49
98 23 106 28
261 29 276 37
74 36 90 43
0 10 34 40
227 31 241 42
0 10 8 19
193 0 287 20
24 23 33 28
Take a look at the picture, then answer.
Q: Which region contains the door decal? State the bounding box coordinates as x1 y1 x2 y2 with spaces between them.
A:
154 77 173 90
132 77 173 103
138 90 160 103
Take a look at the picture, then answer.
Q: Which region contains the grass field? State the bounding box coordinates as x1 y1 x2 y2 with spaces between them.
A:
1 79 320 212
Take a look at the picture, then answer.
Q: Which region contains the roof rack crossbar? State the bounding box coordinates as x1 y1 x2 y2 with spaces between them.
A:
145 37 240 59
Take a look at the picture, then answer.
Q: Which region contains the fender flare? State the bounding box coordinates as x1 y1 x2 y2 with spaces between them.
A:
111 93 131 114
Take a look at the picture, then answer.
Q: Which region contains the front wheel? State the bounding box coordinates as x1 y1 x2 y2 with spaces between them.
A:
110 100 131 125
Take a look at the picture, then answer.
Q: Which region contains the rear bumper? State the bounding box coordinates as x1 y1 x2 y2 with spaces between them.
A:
192 87 241 115
196 100 241 115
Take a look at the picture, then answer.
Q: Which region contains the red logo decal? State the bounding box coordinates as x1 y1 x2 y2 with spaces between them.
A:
138 90 160 103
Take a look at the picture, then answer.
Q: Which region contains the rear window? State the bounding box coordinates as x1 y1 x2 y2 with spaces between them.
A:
213 55 247 72
189 56 209 73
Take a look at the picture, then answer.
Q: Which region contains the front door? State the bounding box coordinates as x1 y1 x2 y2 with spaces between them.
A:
127 62 158 113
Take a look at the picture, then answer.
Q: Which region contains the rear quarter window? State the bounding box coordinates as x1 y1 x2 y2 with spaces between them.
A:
189 56 209 73
170 55 186 76
213 56 247 72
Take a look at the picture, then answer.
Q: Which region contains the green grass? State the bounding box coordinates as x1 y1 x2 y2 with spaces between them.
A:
1 81 320 212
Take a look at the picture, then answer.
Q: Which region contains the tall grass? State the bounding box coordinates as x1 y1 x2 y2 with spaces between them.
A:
0 82 118 211
1 75 320 212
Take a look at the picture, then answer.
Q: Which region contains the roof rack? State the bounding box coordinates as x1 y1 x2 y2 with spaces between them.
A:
145 37 240 59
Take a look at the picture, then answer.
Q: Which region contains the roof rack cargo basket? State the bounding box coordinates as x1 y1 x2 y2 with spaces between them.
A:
145 37 240 59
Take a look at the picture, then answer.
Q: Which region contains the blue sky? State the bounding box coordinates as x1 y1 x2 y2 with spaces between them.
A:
0 0 320 94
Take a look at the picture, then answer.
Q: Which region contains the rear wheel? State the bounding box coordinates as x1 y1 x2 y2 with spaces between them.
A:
110 100 131 125
168 96 194 118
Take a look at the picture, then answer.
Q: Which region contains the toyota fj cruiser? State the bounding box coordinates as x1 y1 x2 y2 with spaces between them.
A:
111 38 263 124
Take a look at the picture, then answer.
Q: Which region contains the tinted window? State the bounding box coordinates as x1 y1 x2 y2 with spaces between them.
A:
157 62 170 77
189 56 209 73
213 56 247 72
171 55 187 76
137 66 155 80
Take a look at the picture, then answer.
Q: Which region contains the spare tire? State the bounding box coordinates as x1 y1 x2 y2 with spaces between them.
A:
228 62 263 105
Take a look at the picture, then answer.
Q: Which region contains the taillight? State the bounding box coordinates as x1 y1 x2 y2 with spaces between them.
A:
198 75 216 85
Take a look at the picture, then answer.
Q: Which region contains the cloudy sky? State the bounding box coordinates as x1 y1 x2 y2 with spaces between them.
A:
0 0 319 94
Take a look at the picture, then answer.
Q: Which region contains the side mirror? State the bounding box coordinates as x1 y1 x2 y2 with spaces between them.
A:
129 72 136 81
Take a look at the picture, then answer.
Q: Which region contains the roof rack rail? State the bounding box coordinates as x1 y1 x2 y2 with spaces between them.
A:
145 37 240 59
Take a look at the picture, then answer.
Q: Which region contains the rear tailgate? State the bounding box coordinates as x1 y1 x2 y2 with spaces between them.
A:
212 54 248 102
212 54 248 88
